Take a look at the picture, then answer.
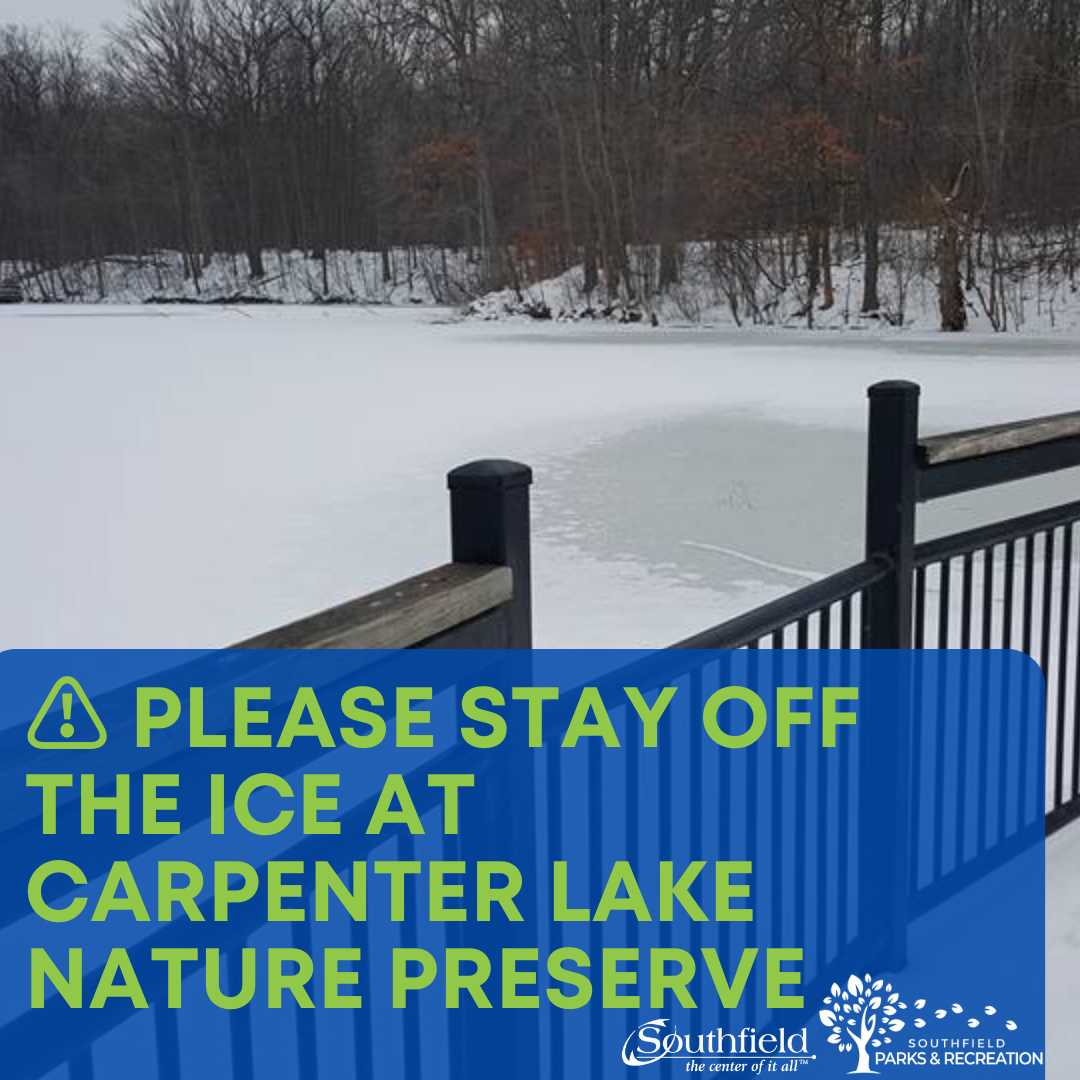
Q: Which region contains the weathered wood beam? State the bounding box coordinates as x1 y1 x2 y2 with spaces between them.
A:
233 563 513 650
920 411 1080 465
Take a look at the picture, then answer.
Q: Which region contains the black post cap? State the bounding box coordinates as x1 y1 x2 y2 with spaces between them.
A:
868 380 921 397
448 460 533 491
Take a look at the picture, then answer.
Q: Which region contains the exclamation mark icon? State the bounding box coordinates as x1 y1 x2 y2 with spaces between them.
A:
28 676 107 749
61 692 75 739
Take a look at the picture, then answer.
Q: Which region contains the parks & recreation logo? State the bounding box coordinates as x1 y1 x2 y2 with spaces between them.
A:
818 972 1042 1072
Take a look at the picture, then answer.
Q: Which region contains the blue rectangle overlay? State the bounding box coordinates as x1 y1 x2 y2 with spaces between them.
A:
0 649 1046 1078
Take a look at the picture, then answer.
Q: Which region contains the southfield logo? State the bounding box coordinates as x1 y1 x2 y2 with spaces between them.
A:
621 1019 809 1069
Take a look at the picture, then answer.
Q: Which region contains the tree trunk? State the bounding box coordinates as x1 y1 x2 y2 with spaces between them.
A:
939 221 966 331
247 244 265 281
583 240 599 295
476 138 506 292
936 163 970 331
807 227 821 301
861 0 884 314
659 241 679 289
862 222 881 313
821 226 835 310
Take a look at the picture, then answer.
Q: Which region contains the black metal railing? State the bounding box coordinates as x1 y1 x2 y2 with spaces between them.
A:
680 381 1080 837
668 381 1073 985
913 502 1080 833
673 557 884 650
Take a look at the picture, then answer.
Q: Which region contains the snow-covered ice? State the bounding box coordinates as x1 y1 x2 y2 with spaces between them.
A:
1 304 1078 1071
4 304 1080 654
1047 824 1080 1070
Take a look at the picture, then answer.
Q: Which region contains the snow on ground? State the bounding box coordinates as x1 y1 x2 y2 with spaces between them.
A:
1 248 479 306
471 233 1080 334
10 231 1080 334
1047 824 1080 1070
1 304 1078 1070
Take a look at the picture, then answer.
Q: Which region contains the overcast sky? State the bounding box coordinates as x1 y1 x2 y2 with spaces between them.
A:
2 0 131 37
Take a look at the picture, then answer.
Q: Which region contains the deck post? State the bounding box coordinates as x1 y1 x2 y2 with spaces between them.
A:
863 381 919 972
448 459 533 648
864 381 919 649
447 461 539 1076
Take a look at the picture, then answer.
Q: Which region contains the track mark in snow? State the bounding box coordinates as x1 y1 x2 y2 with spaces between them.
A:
680 540 823 582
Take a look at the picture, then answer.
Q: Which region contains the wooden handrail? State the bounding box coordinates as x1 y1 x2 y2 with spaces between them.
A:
233 563 513 650
920 409 1080 464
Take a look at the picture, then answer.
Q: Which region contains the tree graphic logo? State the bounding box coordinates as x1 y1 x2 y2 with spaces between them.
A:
819 974 906 1074
819 974 1020 1074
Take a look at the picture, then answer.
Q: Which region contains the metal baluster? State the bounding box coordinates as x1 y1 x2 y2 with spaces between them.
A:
914 566 926 649
154 1000 182 1080
1057 526 1072 812
1071 524 1080 801
910 592 925 892
956 554 974 866
1040 529 1057 818
545 738 564 1080
659 681 672 964
690 671 704 1008
745 649 761 1025
770 649 784 997
817 645 831 971
588 738 603 1080
400 834 422 1080
961 552 974 649
999 541 1017 841
292 916 319 1080
933 561 950 880
1022 535 1036 656
1003 540 1016 650
627 693 642 1040
350 908 372 1080
837 646 851 947
976 547 995 854
938 559 951 649
1017 536 1037 828
1041 529 1056 679
794 646 808 978
228 947 255 1080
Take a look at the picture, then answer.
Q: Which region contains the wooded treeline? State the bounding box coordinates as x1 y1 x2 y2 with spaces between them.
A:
2 0 1080 324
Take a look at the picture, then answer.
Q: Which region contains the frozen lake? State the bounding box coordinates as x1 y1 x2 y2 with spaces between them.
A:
1 304 1077 1073
4 304 1080 651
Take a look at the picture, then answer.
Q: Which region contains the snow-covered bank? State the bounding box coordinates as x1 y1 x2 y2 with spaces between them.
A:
0 248 481 307
471 232 1080 333
7 229 1080 333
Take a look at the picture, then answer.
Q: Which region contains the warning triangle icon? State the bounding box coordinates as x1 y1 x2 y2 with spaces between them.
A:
28 676 107 749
